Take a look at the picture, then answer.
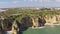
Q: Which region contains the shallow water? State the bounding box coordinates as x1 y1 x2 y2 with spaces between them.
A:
23 25 60 34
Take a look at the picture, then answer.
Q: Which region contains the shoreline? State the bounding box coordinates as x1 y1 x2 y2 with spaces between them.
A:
45 24 60 25
31 24 60 29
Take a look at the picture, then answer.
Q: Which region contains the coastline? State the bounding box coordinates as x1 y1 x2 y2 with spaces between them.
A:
45 24 60 25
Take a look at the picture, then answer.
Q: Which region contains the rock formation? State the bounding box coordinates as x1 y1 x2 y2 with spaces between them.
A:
0 15 60 34
12 20 19 34
45 15 60 25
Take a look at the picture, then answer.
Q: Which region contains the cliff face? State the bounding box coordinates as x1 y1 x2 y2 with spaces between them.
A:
31 16 46 27
20 16 46 27
45 15 60 25
1 15 60 30
21 15 60 27
20 15 60 27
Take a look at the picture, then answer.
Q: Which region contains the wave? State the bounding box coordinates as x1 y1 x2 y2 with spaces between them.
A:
31 26 45 29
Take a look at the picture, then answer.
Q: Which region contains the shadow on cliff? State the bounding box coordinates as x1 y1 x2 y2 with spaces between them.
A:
38 18 46 27
18 16 33 34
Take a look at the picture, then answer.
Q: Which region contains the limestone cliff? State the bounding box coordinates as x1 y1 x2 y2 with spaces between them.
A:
45 15 60 25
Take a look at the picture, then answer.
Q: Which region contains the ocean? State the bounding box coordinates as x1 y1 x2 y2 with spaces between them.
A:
23 25 60 34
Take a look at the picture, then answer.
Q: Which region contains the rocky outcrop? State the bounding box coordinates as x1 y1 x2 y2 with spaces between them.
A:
12 20 20 34
31 16 46 27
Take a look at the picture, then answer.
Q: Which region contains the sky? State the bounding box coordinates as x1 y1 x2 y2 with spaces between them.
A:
0 0 60 8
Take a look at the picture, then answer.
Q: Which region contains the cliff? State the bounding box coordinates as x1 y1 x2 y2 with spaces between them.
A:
45 15 60 25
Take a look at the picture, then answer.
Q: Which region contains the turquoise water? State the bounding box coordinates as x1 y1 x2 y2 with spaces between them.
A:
23 25 60 34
